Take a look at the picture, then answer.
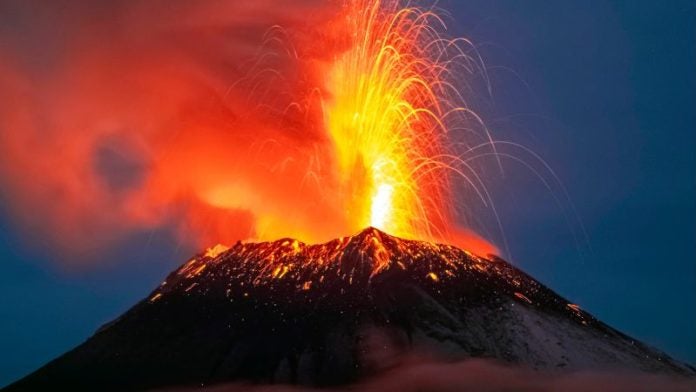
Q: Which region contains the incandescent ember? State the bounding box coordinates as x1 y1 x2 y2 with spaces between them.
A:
150 227 572 318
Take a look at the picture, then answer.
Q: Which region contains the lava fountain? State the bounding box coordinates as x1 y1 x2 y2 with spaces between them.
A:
190 0 498 254
322 0 495 247
201 0 498 252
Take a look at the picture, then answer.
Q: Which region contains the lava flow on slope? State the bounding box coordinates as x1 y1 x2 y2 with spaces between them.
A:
7 228 694 391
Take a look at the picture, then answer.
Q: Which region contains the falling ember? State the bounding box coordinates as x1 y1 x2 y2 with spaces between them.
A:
204 244 229 259
190 0 497 252
514 292 533 304
149 293 162 303
153 227 499 299
324 0 469 242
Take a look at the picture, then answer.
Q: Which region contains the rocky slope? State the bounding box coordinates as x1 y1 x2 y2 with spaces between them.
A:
6 227 694 391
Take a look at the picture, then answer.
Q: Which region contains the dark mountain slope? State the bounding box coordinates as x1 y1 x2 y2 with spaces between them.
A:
6 227 694 391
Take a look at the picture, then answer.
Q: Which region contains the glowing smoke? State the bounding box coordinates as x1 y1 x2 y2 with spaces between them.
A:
0 0 498 263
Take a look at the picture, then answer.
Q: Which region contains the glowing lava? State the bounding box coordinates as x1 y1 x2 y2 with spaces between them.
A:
370 183 394 230
155 227 496 300
325 0 459 242
190 0 495 253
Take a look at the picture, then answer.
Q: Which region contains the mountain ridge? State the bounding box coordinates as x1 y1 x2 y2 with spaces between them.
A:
6 227 694 391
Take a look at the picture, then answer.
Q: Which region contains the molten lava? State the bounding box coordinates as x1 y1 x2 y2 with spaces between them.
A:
324 0 470 242
152 227 497 303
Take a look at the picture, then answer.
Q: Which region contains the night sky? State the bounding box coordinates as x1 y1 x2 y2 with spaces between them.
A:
1 0 694 387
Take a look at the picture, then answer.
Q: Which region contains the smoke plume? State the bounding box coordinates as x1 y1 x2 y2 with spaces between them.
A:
0 0 498 263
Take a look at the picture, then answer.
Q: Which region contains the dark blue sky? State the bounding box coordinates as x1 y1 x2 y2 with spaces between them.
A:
1 0 694 387
444 0 695 366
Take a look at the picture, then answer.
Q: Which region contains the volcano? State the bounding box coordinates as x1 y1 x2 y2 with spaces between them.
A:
6 228 694 391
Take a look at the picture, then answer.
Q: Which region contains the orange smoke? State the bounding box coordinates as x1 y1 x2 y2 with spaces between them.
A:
0 0 498 263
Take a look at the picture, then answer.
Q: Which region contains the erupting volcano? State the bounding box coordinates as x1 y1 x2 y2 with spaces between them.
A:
2 0 694 390
7 228 694 390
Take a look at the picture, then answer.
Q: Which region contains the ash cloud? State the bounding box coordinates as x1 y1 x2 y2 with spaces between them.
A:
0 0 502 265
0 0 344 262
